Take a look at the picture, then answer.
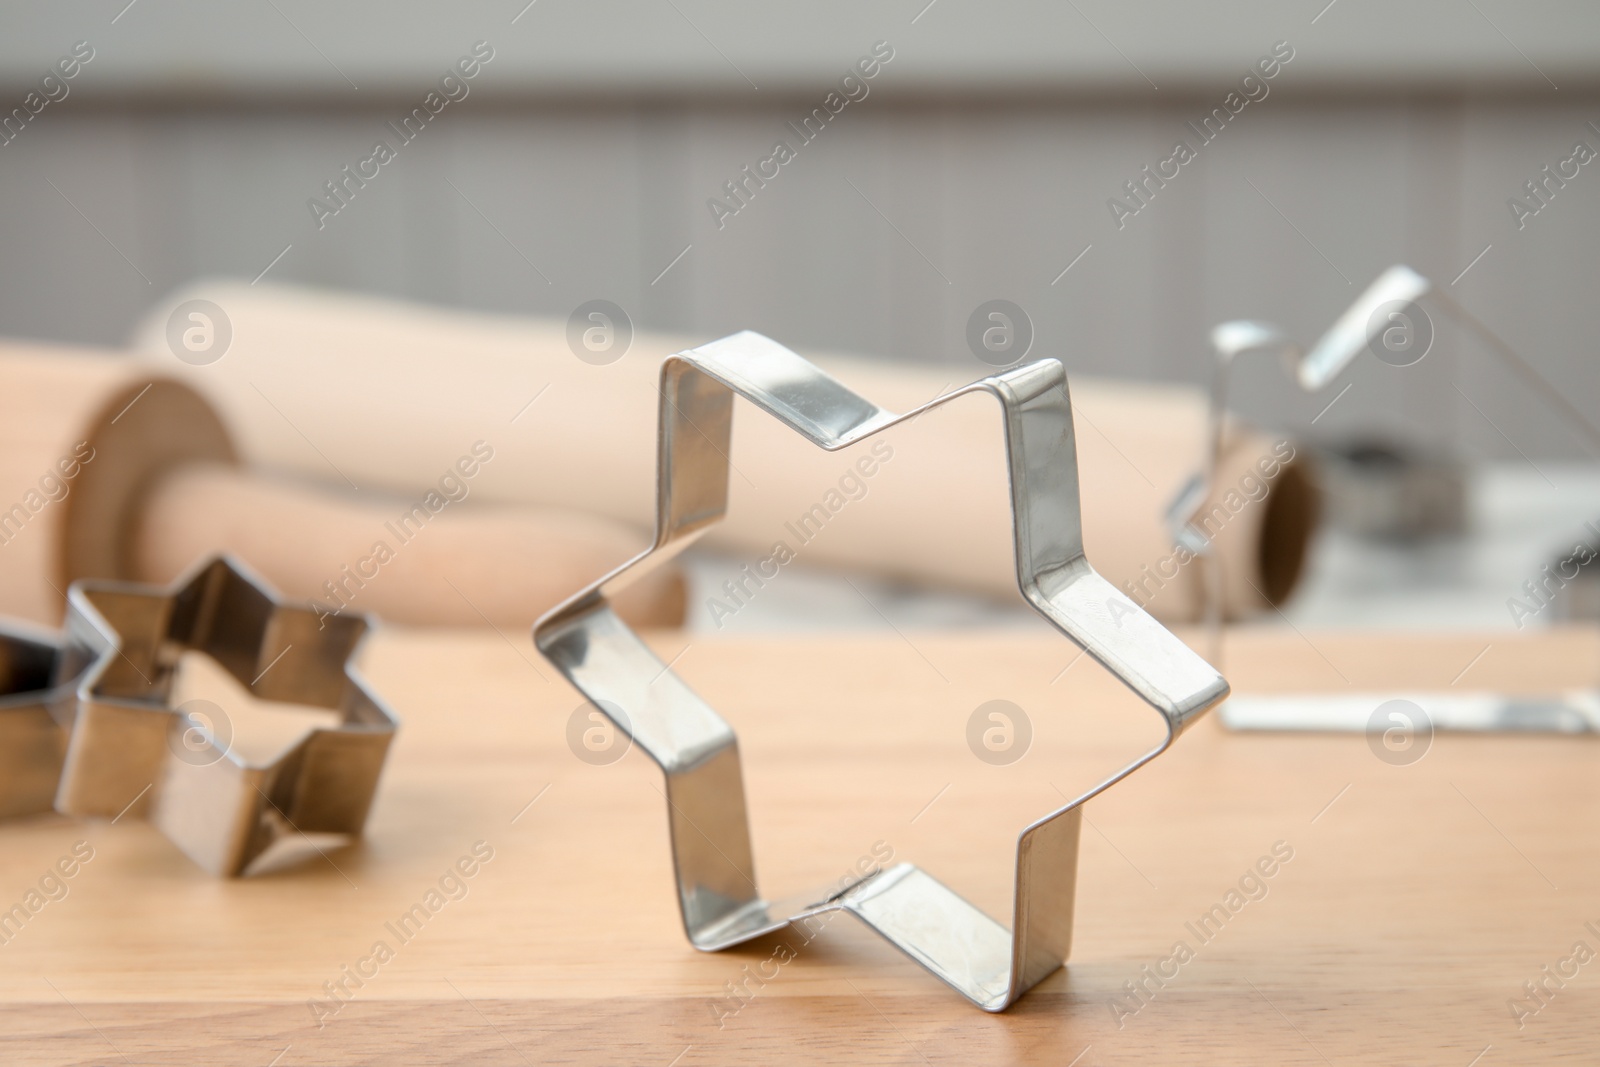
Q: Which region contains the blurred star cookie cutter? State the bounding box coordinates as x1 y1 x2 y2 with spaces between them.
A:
535 331 1229 1011
1166 265 1600 732
54 555 399 876
0 621 74 819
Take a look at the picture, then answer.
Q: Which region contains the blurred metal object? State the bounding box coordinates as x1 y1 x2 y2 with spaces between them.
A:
1172 264 1599 566
1298 268 1600 452
0 622 73 819
1167 319 1301 664
535 331 1229 1012
1314 438 1468 541
1553 541 1600 624
1221 691 1600 732
54 555 399 876
1169 263 1600 732
1295 265 1433 390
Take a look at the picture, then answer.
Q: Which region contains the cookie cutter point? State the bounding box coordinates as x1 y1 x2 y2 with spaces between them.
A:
534 331 1227 1011
54 554 400 876
0 620 75 820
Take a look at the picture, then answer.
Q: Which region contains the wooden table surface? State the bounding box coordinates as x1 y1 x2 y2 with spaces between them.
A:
1 625 1597 1065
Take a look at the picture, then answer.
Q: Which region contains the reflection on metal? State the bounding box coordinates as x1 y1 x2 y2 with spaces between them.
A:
54 556 399 876
534 331 1229 1011
1166 264 1600 733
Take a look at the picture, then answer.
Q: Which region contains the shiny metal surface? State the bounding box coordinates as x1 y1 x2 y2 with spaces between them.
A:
1221 691 1600 733
0 621 73 819
54 556 399 876
1168 264 1600 732
1297 265 1432 391
534 331 1229 1011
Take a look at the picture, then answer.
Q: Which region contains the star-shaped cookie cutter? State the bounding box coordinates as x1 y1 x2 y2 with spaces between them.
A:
54 555 399 876
0 622 72 820
535 331 1230 1011
1168 265 1600 731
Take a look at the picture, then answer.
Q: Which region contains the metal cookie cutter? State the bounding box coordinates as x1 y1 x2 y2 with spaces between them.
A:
54 555 399 875
1167 265 1600 731
535 331 1229 1011
0 622 73 819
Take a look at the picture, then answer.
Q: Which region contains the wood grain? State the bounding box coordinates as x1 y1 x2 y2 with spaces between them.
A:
0 626 1596 1065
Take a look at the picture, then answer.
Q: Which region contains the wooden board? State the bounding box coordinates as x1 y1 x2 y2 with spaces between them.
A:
1 625 1597 1065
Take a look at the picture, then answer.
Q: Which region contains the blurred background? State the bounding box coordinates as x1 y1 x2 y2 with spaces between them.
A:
3 0 1598 632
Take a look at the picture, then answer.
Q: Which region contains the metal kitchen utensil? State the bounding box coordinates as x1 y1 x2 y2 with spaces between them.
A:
53 555 399 876
0 621 72 819
1311 438 1467 542
1166 264 1600 731
1221 691 1600 732
534 331 1230 1011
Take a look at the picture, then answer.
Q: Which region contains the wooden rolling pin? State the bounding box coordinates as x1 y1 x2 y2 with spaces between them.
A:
0 342 685 629
129 282 1318 624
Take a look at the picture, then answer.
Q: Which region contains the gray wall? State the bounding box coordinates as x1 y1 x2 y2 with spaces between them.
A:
2 1 1598 458
6 0 1598 97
